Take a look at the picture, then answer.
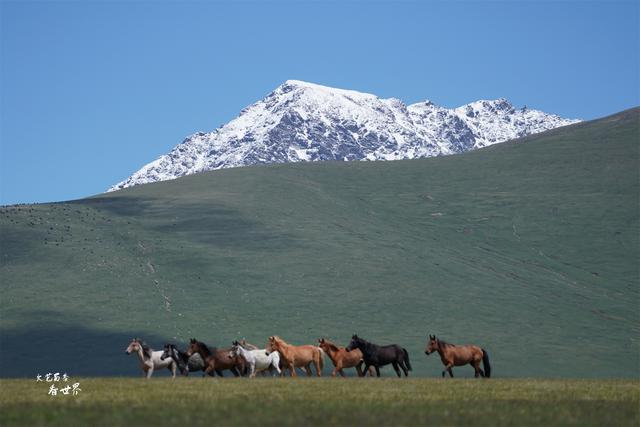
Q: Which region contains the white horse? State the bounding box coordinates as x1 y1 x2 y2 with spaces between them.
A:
125 338 176 379
230 341 281 378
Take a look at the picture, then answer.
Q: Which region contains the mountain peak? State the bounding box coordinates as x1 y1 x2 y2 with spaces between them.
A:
275 80 380 101
108 82 580 192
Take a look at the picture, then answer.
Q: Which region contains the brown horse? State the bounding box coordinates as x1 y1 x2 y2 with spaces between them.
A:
186 338 246 377
266 336 323 376
425 335 491 378
317 338 374 377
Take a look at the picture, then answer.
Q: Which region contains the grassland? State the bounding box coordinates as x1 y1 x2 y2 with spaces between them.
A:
0 108 638 379
0 378 638 427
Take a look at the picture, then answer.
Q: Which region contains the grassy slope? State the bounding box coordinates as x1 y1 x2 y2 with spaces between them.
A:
0 108 638 378
0 378 638 427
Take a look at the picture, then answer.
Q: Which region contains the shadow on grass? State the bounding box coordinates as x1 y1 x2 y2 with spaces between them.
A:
68 196 297 251
0 310 177 378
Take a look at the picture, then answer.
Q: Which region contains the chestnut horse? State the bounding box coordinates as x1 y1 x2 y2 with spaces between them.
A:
186 338 246 377
266 336 323 376
425 334 491 378
317 338 373 377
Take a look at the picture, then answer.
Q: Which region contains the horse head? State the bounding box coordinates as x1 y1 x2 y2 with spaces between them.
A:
266 336 278 353
345 334 362 352
125 338 139 355
229 341 241 359
186 339 199 356
425 335 438 355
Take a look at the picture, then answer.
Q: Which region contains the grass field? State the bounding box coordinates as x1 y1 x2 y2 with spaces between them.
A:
0 108 638 378
0 378 638 427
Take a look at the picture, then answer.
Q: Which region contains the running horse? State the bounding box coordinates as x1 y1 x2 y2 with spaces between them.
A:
186 338 246 377
346 334 412 377
125 338 176 379
424 334 491 378
160 343 205 376
266 336 323 376
317 338 374 377
229 341 282 378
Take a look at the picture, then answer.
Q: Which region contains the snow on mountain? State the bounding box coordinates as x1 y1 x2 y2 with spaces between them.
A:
109 80 580 191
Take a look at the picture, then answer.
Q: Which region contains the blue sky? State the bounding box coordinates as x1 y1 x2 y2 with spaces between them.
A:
1 0 638 205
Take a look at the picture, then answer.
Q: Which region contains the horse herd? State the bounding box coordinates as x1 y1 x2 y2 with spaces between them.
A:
125 334 491 379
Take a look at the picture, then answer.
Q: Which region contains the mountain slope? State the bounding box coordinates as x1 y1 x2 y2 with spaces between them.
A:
109 80 578 190
1 108 637 378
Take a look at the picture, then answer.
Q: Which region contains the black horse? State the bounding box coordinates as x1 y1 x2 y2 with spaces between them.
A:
160 343 205 376
346 334 412 377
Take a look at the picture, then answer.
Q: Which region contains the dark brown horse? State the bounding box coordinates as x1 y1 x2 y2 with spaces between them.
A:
425 334 491 378
346 335 412 377
186 338 246 377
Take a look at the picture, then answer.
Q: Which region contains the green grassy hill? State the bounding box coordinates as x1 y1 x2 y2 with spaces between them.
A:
1 108 638 378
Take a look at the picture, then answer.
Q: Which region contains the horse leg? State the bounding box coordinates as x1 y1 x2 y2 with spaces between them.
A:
230 366 240 377
331 361 341 377
473 361 484 378
392 362 401 378
401 362 409 377
362 363 372 377
170 362 176 379
271 361 282 376
289 362 297 377
304 364 313 376
204 362 215 377
375 366 381 377
211 361 221 377
442 362 454 378
146 366 154 379
355 362 363 377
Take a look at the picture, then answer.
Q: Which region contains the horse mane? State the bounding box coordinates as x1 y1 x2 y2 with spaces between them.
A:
438 338 455 348
138 340 152 358
356 336 372 347
321 339 340 352
271 336 286 346
196 340 213 357
240 339 259 350
170 344 188 361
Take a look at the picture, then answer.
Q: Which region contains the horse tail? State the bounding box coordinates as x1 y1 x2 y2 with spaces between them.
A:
403 348 412 371
482 349 491 378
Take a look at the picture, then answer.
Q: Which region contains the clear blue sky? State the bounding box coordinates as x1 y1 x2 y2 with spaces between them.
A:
1 0 638 205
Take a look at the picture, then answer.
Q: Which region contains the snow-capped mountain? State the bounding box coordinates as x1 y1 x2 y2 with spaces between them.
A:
109 80 579 191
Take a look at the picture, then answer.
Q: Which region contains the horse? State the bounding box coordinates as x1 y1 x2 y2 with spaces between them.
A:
186 338 246 377
239 339 282 376
317 338 374 377
125 338 176 379
266 336 324 377
160 343 205 376
425 334 491 378
229 341 282 377
345 334 412 377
